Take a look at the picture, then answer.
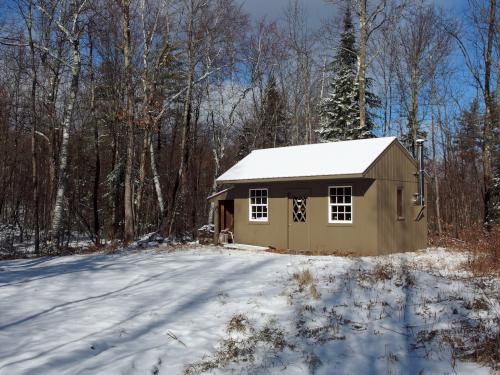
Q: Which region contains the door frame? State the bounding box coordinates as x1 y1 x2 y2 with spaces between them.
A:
218 200 234 234
287 189 311 251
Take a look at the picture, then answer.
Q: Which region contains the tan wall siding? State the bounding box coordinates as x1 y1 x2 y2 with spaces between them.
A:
308 180 378 255
231 179 379 255
233 188 288 248
365 142 427 252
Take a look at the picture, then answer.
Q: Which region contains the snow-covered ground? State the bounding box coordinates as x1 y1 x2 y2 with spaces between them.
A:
0 245 498 374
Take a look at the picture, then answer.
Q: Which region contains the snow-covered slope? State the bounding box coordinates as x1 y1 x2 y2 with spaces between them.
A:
0 246 497 374
217 137 396 182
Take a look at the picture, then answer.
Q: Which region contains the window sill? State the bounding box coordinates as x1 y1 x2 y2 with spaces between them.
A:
397 217 405 221
327 222 354 227
248 220 270 225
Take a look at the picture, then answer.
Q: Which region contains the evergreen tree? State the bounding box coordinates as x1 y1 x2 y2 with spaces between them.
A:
454 98 481 165
317 5 379 142
237 73 288 158
260 73 288 148
237 120 257 158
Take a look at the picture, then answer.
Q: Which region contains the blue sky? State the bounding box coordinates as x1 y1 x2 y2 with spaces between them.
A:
237 0 471 28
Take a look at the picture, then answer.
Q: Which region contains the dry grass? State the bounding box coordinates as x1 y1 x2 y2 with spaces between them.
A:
293 269 321 300
267 246 354 256
227 314 250 334
184 319 289 375
309 284 321 300
293 269 313 288
430 225 500 277
416 317 500 371
372 263 395 281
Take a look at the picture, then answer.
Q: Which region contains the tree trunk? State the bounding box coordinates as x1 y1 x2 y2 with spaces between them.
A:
431 93 442 235
89 35 100 246
166 3 195 237
27 0 39 253
122 0 135 241
111 131 121 239
135 129 150 229
149 132 165 226
409 66 419 153
482 0 496 227
358 0 367 130
49 40 81 244
208 148 219 224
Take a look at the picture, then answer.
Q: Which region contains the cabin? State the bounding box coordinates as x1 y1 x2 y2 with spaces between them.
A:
208 137 427 255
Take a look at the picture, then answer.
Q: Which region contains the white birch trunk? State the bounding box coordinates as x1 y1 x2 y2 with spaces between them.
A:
149 135 165 222
50 43 81 242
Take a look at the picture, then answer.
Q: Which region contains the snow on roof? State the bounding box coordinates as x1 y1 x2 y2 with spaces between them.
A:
217 137 397 183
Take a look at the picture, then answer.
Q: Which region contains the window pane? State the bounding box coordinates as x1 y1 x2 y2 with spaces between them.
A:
329 186 352 222
250 189 268 221
397 188 403 218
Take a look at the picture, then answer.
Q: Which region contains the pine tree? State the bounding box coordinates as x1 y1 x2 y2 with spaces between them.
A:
260 73 288 148
455 98 481 165
317 5 379 142
237 120 257 158
237 73 288 158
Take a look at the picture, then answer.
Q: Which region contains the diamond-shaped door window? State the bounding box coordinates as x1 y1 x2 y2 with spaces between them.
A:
292 197 307 222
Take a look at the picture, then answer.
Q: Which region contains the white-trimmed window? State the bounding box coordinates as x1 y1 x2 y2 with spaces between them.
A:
249 188 268 222
329 186 352 223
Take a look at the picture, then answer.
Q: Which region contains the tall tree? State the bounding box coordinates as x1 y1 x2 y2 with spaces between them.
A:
394 4 451 154
166 0 200 237
354 0 395 132
317 6 378 142
25 0 39 253
260 73 288 148
119 0 136 242
47 0 88 246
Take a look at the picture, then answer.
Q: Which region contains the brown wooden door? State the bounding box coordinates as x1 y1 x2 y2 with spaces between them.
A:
288 193 310 251
218 200 234 232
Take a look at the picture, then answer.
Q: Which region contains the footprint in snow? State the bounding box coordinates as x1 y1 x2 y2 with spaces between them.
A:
151 358 162 374
90 342 114 355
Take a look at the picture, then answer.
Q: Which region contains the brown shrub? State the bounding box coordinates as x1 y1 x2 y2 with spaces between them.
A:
227 314 250 334
373 263 394 281
430 224 500 276
293 269 313 289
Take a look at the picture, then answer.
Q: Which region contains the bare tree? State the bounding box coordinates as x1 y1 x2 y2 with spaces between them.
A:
353 0 397 130
45 0 88 245
393 4 452 152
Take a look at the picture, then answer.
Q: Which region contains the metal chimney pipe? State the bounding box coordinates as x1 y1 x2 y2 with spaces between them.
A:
416 139 425 206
